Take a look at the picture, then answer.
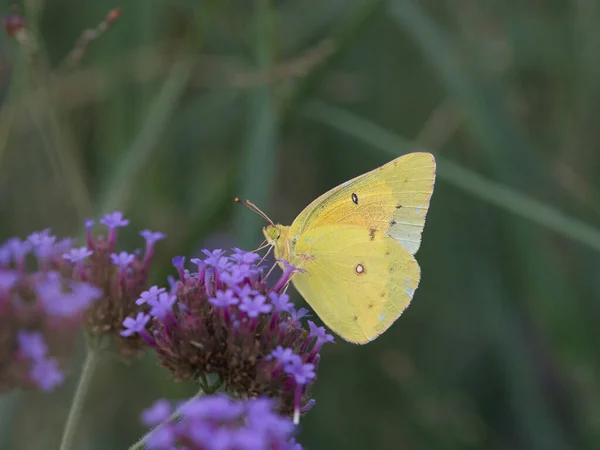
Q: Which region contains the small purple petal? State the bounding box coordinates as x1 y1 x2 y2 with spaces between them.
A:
148 293 176 320
140 230 166 246
172 256 185 270
5 238 31 262
63 247 93 263
146 425 176 449
136 286 166 306
209 290 239 308
271 346 297 365
110 252 135 268
269 292 293 313
308 320 335 346
100 211 129 229
284 358 315 385
27 229 55 248
141 399 172 426
231 248 261 265
289 307 310 322
30 357 64 391
0 271 18 291
17 331 48 360
121 312 151 336
239 294 272 318
180 395 244 421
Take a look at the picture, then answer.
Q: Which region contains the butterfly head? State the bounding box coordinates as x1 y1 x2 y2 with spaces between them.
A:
263 224 291 260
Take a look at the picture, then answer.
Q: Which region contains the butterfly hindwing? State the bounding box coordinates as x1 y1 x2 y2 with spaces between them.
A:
289 225 421 344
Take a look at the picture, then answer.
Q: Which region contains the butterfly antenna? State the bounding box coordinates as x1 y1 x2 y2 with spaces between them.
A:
234 198 274 225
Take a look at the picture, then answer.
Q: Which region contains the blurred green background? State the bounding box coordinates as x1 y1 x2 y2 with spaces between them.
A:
1 0 600 448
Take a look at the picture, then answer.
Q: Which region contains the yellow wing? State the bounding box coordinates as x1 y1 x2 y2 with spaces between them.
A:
289 152 436 255
289 225 421 344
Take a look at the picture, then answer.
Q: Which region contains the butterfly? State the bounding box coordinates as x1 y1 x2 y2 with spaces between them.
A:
241 152 436 344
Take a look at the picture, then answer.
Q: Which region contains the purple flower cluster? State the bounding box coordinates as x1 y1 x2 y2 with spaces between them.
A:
122 248 333 418
17 331 63 391
141 394 301 449
0 230 102 392
63 211 165 360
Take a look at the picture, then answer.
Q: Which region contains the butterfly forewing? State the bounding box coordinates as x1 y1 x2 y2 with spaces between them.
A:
289 152 436 255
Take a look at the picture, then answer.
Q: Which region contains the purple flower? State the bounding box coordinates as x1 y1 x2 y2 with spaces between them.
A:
140 395 301 449
30 357 64 391
231 248 261 265
271 346 297 365
209 289 238 308
0 246 11 266
180 394 243 421
172 256 186 280
269 292 293 313
307 320 335 347
136 286 166 306
141 399 172 426
110 252 134 268
0 271 18 291
133 248 323 418
121 312 151 337
6 238 31 265
140 230 166 247
54 238 74 255
219 265 255 286
289 307 310 322
284 359 315 385
69 282 102 310
239 294 272 318
146 426 176 449
27 229 55 248
63 247 93 263
148 293 176 320
100 211 129 229
17 331 48 360
272 259 305 292
202 249 226 265
37 275 100 317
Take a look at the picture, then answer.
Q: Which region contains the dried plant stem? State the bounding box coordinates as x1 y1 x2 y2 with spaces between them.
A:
58 349 102 450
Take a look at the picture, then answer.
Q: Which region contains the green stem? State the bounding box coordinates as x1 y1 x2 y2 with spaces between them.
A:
128 389 205 450
58 349 101 450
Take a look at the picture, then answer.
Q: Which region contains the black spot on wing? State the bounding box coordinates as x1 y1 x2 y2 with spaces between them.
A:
351 193 358 204
390 220 396 226
369 228 376 241
396 204 403 209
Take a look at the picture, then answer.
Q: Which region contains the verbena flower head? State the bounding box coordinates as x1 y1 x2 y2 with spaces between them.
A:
122 248 333 419
63 211 165 360
141 394 302 449
0 230 102 392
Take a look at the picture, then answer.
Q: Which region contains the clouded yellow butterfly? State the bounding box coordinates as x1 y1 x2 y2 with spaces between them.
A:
243 152 436 344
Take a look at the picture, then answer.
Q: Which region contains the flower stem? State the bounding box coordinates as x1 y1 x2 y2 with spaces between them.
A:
128 389 205 450
58 349 101 450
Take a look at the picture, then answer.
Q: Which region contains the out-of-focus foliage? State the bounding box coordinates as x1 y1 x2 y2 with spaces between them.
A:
0 0 599 448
